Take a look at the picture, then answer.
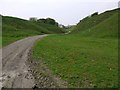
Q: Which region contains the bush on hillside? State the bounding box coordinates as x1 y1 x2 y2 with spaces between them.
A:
37 18 58 26
91 12 98 17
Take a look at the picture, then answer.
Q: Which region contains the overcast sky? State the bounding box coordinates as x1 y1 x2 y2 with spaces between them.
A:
0 0 119 25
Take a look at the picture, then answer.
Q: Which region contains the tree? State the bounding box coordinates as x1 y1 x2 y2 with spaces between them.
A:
46 18 56 25
91 12 98 17
37 18 46 23
37 18 58 26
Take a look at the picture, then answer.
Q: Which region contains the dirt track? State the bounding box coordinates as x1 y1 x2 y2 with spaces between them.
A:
1 35 47 88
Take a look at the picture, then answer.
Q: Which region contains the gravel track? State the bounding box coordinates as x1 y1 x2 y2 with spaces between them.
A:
1 35 47 88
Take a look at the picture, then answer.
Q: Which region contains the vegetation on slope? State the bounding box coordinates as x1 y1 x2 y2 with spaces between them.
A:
32 8 119 88
73 12 118 38
72 8 119 35
2 16 63 46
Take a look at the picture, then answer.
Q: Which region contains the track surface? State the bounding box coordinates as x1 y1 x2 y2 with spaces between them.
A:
1 35 47 88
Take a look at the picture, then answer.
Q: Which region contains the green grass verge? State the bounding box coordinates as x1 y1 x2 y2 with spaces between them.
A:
32 34 118 88
0 36 1 48
3 36 27 46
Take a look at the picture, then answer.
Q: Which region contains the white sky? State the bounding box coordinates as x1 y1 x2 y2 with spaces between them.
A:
0 0 119 25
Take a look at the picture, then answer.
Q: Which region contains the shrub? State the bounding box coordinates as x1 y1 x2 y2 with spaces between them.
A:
91 12 98 17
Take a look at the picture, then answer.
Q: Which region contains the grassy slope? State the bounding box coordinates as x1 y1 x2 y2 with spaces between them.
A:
72 8 118 34
32 8 118 88
2 16 63 46
74 13 118 38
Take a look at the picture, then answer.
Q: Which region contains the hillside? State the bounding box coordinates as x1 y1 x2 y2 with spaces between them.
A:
71 8 119 38
31 8 119 88
2 16 63 46
79 13 118 38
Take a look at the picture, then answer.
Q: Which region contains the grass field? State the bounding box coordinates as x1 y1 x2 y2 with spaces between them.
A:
32 8 119 88
32 35 118 88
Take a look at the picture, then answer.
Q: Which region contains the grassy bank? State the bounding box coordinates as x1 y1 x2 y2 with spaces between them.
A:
2 16 63 46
